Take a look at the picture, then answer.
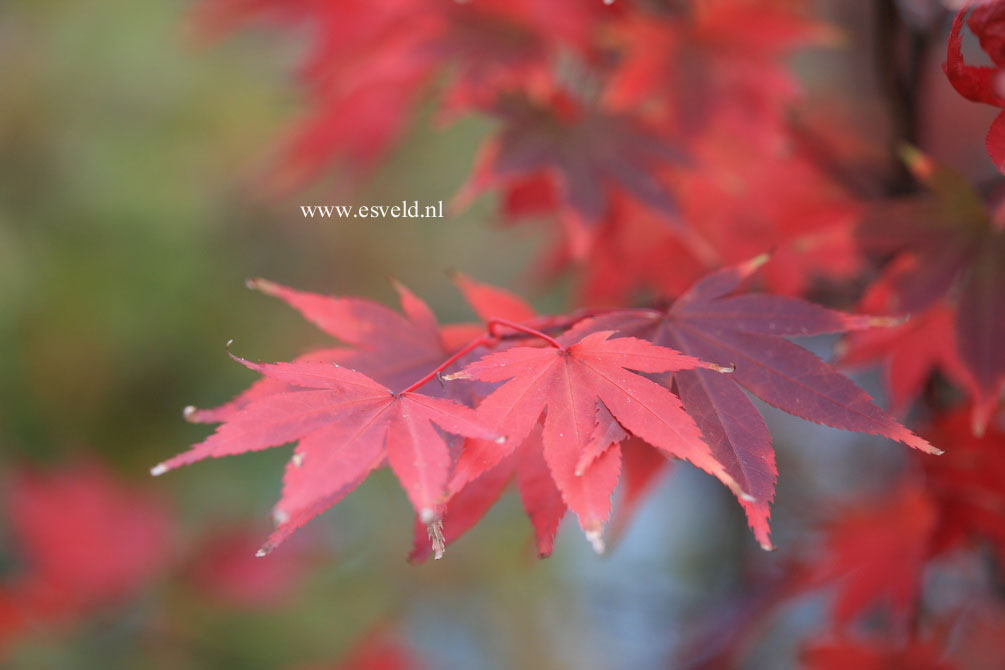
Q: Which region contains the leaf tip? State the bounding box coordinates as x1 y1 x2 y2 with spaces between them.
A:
913 438 944 456
150 463 168 477
741 253 771 276
898 143 935 182
245 277 277 294
866 314 909 329
255 548 268 558
182 405 197 421
585 528 606 555
427 520 446 560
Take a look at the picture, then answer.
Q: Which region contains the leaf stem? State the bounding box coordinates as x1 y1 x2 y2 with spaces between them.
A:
487 318 565 350
399 316 573 393
400 335 494 394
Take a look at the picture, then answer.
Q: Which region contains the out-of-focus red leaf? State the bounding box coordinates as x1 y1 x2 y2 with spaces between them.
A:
944 2 1005 172
808 482 936 628
184 524 318 607
801 638 955 670
3 462 172 623
925 408 1005 565
334 628 420 670
839 276 978 415
856 153 1005 433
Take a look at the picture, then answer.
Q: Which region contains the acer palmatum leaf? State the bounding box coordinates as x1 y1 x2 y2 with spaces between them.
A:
562 257 941 550
944 3 1005 173
153 351 499 556
185 278 464 424
446 330 735 549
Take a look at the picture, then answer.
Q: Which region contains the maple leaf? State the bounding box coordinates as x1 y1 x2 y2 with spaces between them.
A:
560 256 940 549
183 523 317 608
431 0 607 117
806 481 936 628
455 90 687 258
944 2 1005 173
678 121 864 295
2 462 172 622
857 149 1005 432
522 104 864 305
445 329 734 550
838 277 979 415
924 408 1005 565
449 271 538 325
185 278 479 423
195 0 611 186
153 351 500 555
605 1 839 132
195 0 440 182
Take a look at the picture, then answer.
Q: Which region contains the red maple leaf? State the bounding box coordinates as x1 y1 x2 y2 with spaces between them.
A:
604 1 838 133
559 256 940 549
185 278 480 424
154 351 499 555
2 462 172 626
924 407 1005 565
856 150 1005 432
839 277 979 416
805 481 936 628
445 328 735 551
455 89 687 257
194 0 611 186
944 1 1005 173
183 523 318 608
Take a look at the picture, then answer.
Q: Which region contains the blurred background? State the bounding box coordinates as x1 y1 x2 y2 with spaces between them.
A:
0 1 999 668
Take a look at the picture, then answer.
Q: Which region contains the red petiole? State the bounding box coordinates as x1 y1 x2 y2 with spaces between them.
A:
399 317 568 394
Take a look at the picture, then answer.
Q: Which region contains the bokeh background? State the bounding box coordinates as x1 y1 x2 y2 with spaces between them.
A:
0 1 999 668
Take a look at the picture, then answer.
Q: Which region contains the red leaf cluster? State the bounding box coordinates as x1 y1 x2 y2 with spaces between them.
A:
196 0 861 302
156 260 937 558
